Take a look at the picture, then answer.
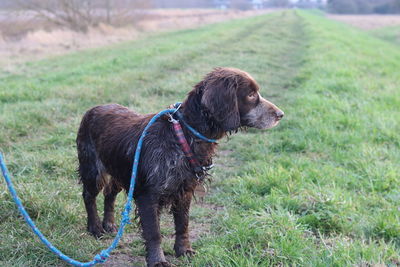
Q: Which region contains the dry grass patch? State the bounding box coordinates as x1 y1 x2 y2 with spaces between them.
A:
328 14 400 30
0 9 273 67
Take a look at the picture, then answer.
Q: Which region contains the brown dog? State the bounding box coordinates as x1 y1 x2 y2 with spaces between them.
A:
76 67 283 267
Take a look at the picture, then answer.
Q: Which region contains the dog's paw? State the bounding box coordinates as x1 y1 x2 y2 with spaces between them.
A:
87 223 105 238
150 261 171 267
175 247 196 257
102 221 118 233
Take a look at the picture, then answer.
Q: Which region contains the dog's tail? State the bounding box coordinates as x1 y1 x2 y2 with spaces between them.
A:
76 109 107 189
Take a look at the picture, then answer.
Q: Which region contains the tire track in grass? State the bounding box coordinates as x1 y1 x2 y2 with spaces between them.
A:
212 11 308 183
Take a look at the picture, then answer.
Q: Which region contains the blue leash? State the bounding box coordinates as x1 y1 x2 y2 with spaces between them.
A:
0 107 216 266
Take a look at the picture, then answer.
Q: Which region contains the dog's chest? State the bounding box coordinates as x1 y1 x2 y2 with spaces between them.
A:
144 141 215 194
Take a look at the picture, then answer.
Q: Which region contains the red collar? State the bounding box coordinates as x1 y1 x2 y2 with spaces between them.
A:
170 118 213 180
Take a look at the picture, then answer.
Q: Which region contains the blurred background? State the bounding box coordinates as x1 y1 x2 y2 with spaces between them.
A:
1 0 399 66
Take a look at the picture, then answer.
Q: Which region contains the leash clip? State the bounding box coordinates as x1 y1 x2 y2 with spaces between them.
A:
168 102 182 123
167 113 178 123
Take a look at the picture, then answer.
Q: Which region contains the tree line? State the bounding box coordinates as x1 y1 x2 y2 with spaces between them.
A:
328 0 400 14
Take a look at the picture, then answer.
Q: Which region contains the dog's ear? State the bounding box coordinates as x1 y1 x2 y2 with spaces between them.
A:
201 72 240 131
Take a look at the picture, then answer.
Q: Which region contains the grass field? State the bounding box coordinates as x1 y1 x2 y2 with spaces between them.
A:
1 10 400 266
370 25 400 45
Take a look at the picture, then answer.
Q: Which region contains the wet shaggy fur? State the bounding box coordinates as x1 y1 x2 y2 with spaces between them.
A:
76 67 284 267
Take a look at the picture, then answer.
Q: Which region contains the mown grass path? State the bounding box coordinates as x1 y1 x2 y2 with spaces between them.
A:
1 10 400 266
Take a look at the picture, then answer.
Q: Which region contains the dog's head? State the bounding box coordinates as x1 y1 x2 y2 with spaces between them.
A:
200 67 284 131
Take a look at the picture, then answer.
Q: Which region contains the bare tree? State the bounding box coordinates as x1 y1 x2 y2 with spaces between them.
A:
102 0 153 27
15 0 153 32
16 0 95 32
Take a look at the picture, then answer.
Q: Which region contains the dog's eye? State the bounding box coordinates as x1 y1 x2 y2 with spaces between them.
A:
247 92 258 100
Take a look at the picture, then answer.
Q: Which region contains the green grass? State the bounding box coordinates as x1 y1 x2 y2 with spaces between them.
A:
370 25 400 45
1 10 400 266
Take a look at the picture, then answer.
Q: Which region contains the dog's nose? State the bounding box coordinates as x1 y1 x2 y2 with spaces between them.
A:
275 110 284 120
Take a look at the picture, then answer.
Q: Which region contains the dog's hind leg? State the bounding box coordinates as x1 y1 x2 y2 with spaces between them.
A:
82 180 104 238
77 125 105 237
103 180 122 233
79 157 106 238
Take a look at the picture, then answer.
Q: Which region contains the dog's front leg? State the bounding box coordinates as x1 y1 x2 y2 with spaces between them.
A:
172 190 195 257
136 193 170 267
